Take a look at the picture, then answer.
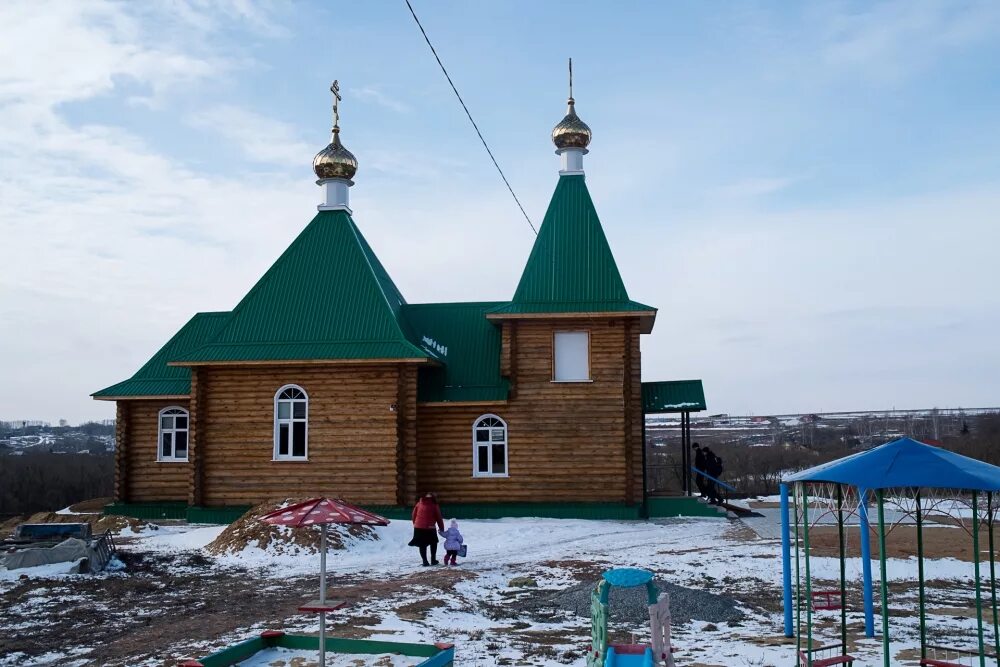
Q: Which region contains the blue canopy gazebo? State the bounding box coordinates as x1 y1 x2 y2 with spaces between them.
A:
779 438 1000 667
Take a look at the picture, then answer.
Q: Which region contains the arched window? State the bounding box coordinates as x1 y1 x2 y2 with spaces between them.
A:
274 385 308 460
473 414 507 478
158 407 189 462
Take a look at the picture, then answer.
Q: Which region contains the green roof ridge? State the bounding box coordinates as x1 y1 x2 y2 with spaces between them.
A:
176 211 428 363
511 175 635 308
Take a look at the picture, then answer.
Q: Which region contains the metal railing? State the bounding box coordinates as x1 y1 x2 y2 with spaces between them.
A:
690 467 738 505
89 531 116 572
645 463 685 496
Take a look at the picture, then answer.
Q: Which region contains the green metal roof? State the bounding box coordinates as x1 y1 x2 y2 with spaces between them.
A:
403 302 509 403
506 174 655 326
174 210 429 364
641 380 707 413
92 312 230 398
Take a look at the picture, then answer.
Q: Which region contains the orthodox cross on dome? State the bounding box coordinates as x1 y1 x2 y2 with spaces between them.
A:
314 78 358 210
568 57 574 102
330 80 342 134
551 57 591 165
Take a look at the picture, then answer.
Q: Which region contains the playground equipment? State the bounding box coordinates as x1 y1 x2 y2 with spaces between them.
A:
181 630 454 667
781 438 1000 667
258 498 391 666
588 568 674 667
181 499 455 666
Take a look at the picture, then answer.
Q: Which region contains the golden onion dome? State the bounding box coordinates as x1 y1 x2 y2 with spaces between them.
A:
313 127 358 181
551 97 592 150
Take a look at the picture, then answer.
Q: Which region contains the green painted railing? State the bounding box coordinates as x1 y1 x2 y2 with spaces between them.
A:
186 631 454 667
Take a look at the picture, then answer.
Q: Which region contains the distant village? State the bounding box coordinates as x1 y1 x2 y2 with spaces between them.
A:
0 420 114 456
647 405 997 450
3 407 995 458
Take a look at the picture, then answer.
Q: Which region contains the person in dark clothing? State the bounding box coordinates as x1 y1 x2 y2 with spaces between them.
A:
408 492 445 565
703 448 724 503
692 443 708 497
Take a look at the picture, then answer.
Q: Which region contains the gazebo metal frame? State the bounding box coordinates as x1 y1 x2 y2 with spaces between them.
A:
779 438 1000 667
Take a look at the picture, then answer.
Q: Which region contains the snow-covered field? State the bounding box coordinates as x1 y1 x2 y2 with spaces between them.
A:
0 515 991 666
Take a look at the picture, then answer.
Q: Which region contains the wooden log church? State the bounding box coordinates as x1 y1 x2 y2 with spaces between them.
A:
94 75 710 521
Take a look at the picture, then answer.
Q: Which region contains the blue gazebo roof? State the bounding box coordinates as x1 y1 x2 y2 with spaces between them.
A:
784 437 1000 492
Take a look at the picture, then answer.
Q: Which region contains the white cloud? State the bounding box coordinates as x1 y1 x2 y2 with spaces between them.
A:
1 1 998 424
630 185 1000 414
716 176 799 198
0 2 227 110
0 1 307 423
188 105 314 167
819 1 1000 80
351 86 411 114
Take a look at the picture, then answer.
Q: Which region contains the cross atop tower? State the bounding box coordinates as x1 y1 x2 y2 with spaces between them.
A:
568 58 573 102
331 80 342 132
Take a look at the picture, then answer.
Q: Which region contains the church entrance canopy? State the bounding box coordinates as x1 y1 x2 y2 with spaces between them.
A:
641 380 706 497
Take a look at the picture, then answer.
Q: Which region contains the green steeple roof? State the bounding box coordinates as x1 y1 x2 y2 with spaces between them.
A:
488 175 655 326
92 311 230 398
174 210 429 364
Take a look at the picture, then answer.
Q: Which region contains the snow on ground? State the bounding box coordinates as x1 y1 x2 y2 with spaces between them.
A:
0 558 85 581
135 523 226 549
192 518 989 664
234 647 424 666
1 514 992 666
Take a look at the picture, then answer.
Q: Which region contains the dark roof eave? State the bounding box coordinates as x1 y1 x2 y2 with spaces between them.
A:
92 394 190 402
485 309 656 333
166 357 437 367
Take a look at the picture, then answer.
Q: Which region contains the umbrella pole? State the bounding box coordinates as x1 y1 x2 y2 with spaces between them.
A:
319 524 327 666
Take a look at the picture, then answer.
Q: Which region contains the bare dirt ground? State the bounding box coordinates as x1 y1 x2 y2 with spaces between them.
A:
0 549 473 666
3 512 991 667
805 524 987 562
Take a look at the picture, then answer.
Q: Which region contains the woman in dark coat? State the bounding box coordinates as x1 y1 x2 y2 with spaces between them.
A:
408 492 445 566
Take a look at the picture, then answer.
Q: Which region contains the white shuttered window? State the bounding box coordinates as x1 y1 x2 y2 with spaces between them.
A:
553 331 590 381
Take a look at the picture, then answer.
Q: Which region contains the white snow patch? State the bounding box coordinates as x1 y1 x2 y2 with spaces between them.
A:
0 559 85 581
233 647 423 666
138 524 227 551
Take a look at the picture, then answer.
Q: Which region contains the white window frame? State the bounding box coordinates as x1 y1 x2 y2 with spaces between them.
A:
472 414 508 478
273 384 309 461
157 406 189 462
552 330 592 382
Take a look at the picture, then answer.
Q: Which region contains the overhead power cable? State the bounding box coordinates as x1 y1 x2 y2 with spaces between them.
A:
403 0 537 235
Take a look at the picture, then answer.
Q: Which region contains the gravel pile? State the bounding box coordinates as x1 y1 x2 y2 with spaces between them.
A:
528 579 744 626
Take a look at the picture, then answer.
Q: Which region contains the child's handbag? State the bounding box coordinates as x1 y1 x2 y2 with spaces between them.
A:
459 544 468 558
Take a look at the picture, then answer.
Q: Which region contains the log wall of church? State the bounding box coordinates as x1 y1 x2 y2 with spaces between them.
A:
416 318 643 504
124 399 191 502
197 364 403 506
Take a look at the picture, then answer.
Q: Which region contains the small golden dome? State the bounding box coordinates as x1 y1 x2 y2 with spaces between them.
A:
551 97 592 150
313 127 358 181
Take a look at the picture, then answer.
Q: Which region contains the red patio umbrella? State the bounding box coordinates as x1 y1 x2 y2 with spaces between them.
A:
260 498 390 665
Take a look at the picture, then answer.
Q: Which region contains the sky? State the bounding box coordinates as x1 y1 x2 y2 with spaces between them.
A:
1 1 999 424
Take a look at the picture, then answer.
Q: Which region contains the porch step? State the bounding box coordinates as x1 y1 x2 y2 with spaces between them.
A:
696 497 759 518
646 496 729 519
